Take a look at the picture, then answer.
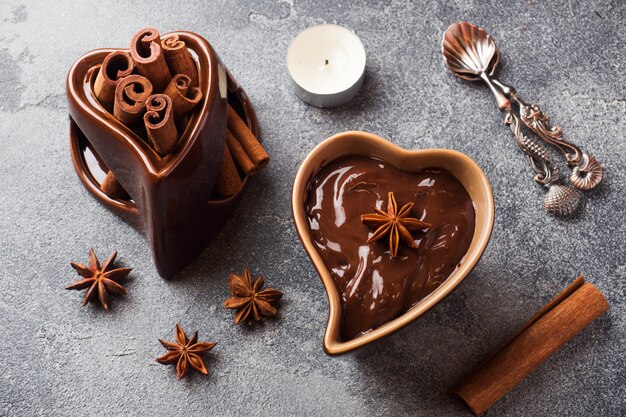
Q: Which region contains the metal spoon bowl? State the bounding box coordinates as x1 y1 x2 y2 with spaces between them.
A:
442 22 510 110
442 21 499 82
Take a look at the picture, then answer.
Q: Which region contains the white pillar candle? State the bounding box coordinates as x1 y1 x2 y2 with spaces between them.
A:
287 24 366 108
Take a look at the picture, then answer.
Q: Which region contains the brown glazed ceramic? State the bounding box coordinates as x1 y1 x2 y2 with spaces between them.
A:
291 131 494 354
67 32 258 278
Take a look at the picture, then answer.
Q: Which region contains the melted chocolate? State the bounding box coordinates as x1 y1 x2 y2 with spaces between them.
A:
305 156 475 340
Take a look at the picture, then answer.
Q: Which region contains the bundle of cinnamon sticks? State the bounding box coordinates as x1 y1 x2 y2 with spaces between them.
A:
93 27 268 199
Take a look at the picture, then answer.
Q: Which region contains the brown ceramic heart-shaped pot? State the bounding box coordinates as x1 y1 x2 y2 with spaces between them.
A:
67 31 258 278
292 131 494 354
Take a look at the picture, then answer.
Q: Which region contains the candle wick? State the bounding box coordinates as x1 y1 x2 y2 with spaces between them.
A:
324 59 329 66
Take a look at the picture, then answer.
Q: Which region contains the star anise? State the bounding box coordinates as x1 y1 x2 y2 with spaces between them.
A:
65 248 131 309
156 324 216 380
361 192 430 258
224 268 283 325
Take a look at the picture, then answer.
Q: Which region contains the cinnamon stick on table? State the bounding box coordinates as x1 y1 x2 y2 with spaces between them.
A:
454 276 609 416
163 74 202 119
226 104 269 171
144 94 178 156
161 34 199 87
93 51 134 109
130 28 172 92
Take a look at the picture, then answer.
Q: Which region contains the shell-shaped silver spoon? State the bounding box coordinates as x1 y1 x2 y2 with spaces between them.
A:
442 21 580 216
442 21 603 193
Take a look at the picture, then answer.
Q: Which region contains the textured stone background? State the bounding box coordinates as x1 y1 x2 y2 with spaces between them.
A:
0 1 624 416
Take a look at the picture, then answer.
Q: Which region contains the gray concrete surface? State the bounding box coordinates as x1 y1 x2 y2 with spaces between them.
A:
1 1 624 416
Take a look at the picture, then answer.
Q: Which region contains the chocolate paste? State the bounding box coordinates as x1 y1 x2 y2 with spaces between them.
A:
305 156 475 340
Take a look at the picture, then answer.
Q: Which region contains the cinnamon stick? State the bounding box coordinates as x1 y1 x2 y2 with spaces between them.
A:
161 34 199 86
215 143 242 196
93 51 134 109
454 276 608 416
105 75 153 199
163 74 202 119
129 28 172 92
226 129 257 175
104 73 152 199
101 170 127 199
226 105 269 170
144 94 178 156
113 75 153 126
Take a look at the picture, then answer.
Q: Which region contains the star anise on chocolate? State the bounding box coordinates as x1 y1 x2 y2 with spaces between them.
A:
156 324 216 380
65 248 131 309
361 191 431 258
224 268 283 325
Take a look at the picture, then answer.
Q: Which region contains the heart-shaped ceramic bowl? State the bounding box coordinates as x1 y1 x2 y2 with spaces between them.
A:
292 131 494 354
67 31 258 278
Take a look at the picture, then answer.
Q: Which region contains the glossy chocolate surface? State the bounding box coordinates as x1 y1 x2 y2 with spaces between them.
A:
305 156 475 340
67 32 258 278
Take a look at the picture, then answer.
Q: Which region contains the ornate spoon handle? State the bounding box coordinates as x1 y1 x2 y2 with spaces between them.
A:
491 79 603 190
504 109 556 186
503 109 580 216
